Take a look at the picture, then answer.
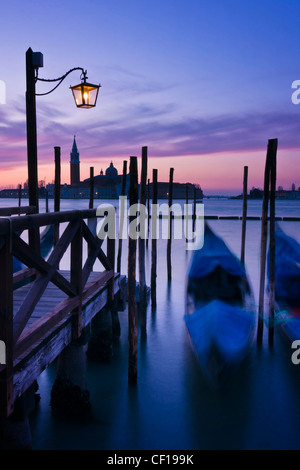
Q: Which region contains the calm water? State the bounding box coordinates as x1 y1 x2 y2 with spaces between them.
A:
4 197 300 450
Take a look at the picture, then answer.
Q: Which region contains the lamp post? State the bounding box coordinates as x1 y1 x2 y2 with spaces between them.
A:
25 47 100 252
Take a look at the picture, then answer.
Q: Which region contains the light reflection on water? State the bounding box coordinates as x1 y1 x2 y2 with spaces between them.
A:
5 198 300 449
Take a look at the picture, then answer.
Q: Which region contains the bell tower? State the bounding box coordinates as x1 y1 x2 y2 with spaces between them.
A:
70 136 80 186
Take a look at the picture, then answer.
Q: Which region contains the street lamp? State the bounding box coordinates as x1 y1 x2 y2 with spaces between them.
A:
25 47 101 251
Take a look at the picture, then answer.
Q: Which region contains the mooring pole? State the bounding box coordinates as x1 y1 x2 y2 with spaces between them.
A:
54 146 61 249
117 160 128 274
18 184 22 214
146 178 150 248
241 166 248 265
185 184 189 243
268 139 277 345
167 168 174 281
257 139 277 344
193 186 196 234
139 146 148 337
151 169 158 307
89 166 94 209
128 156 138 383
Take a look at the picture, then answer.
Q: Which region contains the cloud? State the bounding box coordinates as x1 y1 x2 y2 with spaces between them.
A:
0 95 300 174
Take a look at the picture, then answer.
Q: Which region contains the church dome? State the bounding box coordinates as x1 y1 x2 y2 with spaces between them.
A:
105 161 118 176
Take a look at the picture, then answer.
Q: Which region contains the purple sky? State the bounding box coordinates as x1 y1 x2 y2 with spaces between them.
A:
0 0 300 194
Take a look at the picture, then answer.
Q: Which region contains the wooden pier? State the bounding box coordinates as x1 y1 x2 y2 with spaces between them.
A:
0 208 125 419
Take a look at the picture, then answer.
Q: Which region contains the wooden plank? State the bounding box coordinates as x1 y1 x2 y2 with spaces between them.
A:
0 206 36 216
13 273 123 402
13 220 80 344
13 267 36 285
14 270 114 360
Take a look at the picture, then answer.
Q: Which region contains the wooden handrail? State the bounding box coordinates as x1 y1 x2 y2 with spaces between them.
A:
0 206 36 217
0 209 99 235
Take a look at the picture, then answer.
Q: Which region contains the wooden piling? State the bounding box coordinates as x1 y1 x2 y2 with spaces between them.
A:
117 160 127 274
151 169 158 307
146 178 150 248
167 168 174 281
193 186 196 234
185 184 189 243
139 146 148 336
54 147 61 248
18 185 22 215
89 166 94 209
45 189 49 213
240 166 248 265
257 139 277 344
268 140 277 345
128 156 138 383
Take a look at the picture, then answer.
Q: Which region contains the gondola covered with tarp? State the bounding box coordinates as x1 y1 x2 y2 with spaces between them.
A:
185 223 255 388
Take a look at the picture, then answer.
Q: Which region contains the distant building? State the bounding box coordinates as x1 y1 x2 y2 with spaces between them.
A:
0 137 203 201
70 136 80 186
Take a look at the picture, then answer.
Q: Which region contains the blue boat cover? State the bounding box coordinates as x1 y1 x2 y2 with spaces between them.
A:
184 299 255 365
188 224 246 280
270 226 300 305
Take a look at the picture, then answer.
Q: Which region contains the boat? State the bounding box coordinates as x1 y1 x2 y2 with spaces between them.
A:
185 223 255 388
267 225 300 342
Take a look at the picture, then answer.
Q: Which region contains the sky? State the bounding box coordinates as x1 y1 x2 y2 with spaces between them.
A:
0 0 300 195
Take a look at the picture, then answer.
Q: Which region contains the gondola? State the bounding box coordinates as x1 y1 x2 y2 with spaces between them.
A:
185 223 255 388
268 225 300 343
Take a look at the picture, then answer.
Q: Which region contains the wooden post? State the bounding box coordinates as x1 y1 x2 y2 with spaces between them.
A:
240 166 248 265
107 235 119 338
139 146 148 337
185 184 189 243
71 220 83 340
146 178 150 248
151 169 158 307
89 166 94 209
26 48 39 215
45 189 49 213
54 147 61 249
0 222 14 417
193 186 196 234
18 184 22 215
257 139 277 344
268 140 277 345
128 156 138 383
167 168 174 281
117 160 127 274
26 49 40 255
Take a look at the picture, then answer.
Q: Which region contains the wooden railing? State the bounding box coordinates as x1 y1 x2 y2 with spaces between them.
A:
0 205 36 217
0 209 115 417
